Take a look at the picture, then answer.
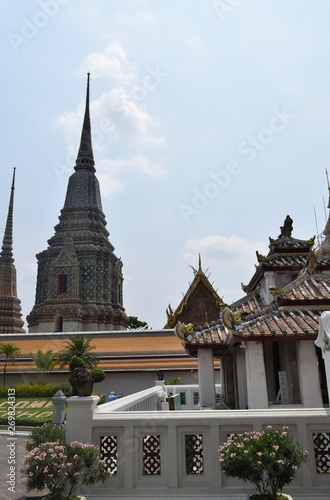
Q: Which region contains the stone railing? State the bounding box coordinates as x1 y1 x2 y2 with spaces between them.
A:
162 383 222 410
97 386 166 412
65 393 330 500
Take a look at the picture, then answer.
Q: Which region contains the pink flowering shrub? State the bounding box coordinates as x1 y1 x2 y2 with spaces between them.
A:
218 426 308 499
22 440 111 500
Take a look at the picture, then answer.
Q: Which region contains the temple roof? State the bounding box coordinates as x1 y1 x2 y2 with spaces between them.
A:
176 216 330 355
165 255 225 328
244 215 314 294
0 330 210 373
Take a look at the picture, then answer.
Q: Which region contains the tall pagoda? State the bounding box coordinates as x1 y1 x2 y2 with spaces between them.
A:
0 168 25 333
27 75 128 333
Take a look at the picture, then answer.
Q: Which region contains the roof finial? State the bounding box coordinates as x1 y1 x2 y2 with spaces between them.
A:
326 168 330 209
75 73 95 172
198 253 202 271
0 167 16 263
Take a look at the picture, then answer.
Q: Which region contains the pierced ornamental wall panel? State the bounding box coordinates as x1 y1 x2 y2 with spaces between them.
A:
179 392 186 405
313 432 330 474
185 434 204 475
100 435 118 475
193 392 199 405
143 434 161 475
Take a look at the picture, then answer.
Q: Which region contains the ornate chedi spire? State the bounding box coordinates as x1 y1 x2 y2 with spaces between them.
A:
75 72 95 172
0 168 25 333
27 75 127 333
0 168 15 263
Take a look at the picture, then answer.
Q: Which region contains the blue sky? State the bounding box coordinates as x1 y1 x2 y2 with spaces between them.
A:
1 0 330 330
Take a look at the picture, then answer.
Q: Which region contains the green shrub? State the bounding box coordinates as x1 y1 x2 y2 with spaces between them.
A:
69 355 86 372
0 383 70 398
26 422 66 451
0 415 52 426
90 368 105 383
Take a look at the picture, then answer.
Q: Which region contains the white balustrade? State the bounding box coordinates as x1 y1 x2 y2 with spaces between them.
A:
65 389 330 500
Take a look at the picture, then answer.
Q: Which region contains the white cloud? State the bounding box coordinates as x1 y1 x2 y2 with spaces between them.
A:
98 155 168 196
83 41 136 85
183 234 268 303
53 39 167 195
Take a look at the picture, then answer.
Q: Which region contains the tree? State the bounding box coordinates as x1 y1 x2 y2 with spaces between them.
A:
128 316 149 330
57 336 98 369
30 350 59 384
0 343 21 386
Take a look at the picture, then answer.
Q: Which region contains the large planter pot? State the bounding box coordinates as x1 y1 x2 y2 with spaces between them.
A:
76 380 94 396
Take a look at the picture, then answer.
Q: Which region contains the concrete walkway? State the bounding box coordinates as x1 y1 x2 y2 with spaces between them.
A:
0 431 30 500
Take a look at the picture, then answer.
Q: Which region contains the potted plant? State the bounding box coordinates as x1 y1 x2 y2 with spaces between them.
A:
22 440 111 500
218 425 308 499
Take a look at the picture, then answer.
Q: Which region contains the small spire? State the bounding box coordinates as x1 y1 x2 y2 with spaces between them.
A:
75 73 95 172
326 168 330 209
0 167 16 263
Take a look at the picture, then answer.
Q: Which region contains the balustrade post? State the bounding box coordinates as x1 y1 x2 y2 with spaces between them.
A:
66 395 99 444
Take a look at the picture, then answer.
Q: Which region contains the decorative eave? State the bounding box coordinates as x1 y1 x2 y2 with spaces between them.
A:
165 255 225 328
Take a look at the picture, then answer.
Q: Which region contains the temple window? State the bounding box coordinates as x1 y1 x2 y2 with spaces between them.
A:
57 273 68 294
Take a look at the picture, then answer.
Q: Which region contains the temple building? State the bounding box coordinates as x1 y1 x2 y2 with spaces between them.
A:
27 74 128 333
165 255 225 328
0 168 25 333
177 214 330 409
0 76 329 410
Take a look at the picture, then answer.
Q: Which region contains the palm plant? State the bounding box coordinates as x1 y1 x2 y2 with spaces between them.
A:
30 350 59 384
0 343 21 386
57 336 98 369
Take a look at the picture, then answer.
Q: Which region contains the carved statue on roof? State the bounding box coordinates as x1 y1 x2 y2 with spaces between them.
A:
221 307 242 331
175 322 194 342
278 215 293 238
269 285 284 297
166 304 175 325
256 250 266 262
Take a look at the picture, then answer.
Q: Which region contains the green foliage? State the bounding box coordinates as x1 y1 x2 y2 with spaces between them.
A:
22 440 111 499
0 383 70 398
26 422 66 451
69 355 86 372
219 426 309 498
127 316 148 330
0 343 21 386
31 349 58 370
30 349 59 384
57 336 98 369
164 377 184 385
0 415 52 426
90 367 105 383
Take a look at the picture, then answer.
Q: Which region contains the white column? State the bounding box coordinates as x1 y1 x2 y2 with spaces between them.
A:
297 341 323 407
198 349 216 409
323 352 330 404
235 346 248 409
66 395 99 444
245 341 268 409
316 311 330 405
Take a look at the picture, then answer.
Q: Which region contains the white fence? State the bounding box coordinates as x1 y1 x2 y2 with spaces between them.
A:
163 383 222 410
66 389 330 500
